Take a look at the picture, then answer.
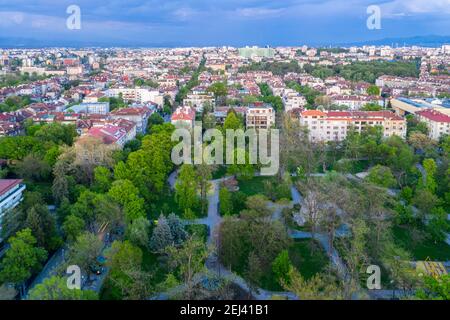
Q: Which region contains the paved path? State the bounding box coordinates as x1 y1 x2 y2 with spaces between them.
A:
25 247 67 298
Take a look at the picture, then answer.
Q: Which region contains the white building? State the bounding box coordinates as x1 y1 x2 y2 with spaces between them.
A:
246 103 275 129
107 88 164 106
0 179 26 240
66 102 110 115
299 110 406 142
416 109 450 140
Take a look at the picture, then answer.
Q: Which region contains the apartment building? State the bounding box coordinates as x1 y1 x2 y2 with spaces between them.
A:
246 103 275 129
0 179 26 240
171 106 196 129
110 107 152 134
107 88 164 105
299 110 406 142
183 93 215 112
416 109 450 140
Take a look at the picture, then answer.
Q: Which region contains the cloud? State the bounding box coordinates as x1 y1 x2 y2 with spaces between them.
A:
235 7 285 18
380 0 450 17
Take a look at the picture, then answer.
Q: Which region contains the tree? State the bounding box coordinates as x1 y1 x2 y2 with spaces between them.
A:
150 214 174 253
28 276 98 300
196 164 212 215
227 149 255 180
272 250 292 285
106 240 153 300
68 232 103 274
93 166 112 192
147 113 164 133
413 189 439 217
219 187 233 216
223 111 243 131
166 236 209 299
73 136 115 184
175 164 199 213
427 207 448 242
366 85 381 96
207 82 228 104
62 214 85 243
416 274 450 300
245 251 263 297
127 217 150 248
366 165 397 188
25 204 61 251
408 132 436 152
422 158 437 193
167 213 187 246
15 154 51 182
0 229 47 287
283 268 342 300
108 180 146 223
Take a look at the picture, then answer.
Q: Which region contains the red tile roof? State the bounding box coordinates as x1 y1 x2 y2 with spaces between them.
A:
0 179 23 196
417 109 450 123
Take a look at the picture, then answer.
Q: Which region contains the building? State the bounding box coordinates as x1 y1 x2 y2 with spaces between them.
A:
110 107 152 134
86 122 134 148
246 103 275 129
214 106 247 125
171 106 196 128
183 93 215 112
299 110 406 142
0 179 26 239
416 109 450 140
107 88 164 105
66 102 110 115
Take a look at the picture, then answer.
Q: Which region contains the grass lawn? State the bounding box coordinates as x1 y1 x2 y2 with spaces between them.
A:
150 186 206 220
259 239 329 291
238 176 272 197
392 225 450 261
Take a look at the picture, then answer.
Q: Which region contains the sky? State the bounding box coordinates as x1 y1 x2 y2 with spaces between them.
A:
0 0 449 47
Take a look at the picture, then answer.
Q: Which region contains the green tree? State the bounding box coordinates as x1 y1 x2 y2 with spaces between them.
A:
166 236 209 299
28 276 98 300
108 180 146 223
93 166 112 192
366 85 381 96
127 217 150 248
219 187 233 216
68 232 103 274
62 214 85 243
196 164 212 215
422 158 437 193
223 111 243 131
150 214 174 253
416 275 450 300
272 249 292 285
0 229 47 286
175 164 199 213
366 165 397 188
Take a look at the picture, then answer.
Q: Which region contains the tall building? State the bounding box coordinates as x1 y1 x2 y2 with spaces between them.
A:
0 179 26 241
246 103 275 129
299 110 406 142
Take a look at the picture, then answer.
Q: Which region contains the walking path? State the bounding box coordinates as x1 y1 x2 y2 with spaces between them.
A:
160 173 353 300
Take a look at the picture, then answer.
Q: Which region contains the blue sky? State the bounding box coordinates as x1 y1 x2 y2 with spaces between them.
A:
0 0 449 46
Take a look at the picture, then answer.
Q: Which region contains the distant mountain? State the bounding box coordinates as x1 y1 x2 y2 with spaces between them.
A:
1 35 449 49
342 35 450 47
